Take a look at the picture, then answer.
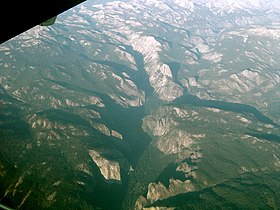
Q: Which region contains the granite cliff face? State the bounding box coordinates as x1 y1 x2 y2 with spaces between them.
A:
0 0 280 209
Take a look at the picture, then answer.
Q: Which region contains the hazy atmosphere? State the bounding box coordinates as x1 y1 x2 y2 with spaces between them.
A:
0 0 280 209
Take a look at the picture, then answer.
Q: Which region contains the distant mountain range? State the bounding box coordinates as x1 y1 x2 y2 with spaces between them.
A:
0 0 280 209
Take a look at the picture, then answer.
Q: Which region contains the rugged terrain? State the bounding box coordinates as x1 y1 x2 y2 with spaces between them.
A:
0 0 280 209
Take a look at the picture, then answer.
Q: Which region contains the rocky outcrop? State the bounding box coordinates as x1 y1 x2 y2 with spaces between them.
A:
146 179 195 203
88 150 121 181
143 106 204 155
129 35 183 101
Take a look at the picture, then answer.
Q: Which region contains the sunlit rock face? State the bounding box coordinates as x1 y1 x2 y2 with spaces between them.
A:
89 150 121 181
1 0 280 209
129 35 184 101
143 107 204 155
146 179 195 203
143 106 204 156
136 105 205 208
156 130 204 155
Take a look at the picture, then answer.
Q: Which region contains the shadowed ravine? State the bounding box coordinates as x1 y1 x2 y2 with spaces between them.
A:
173 94 278 127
